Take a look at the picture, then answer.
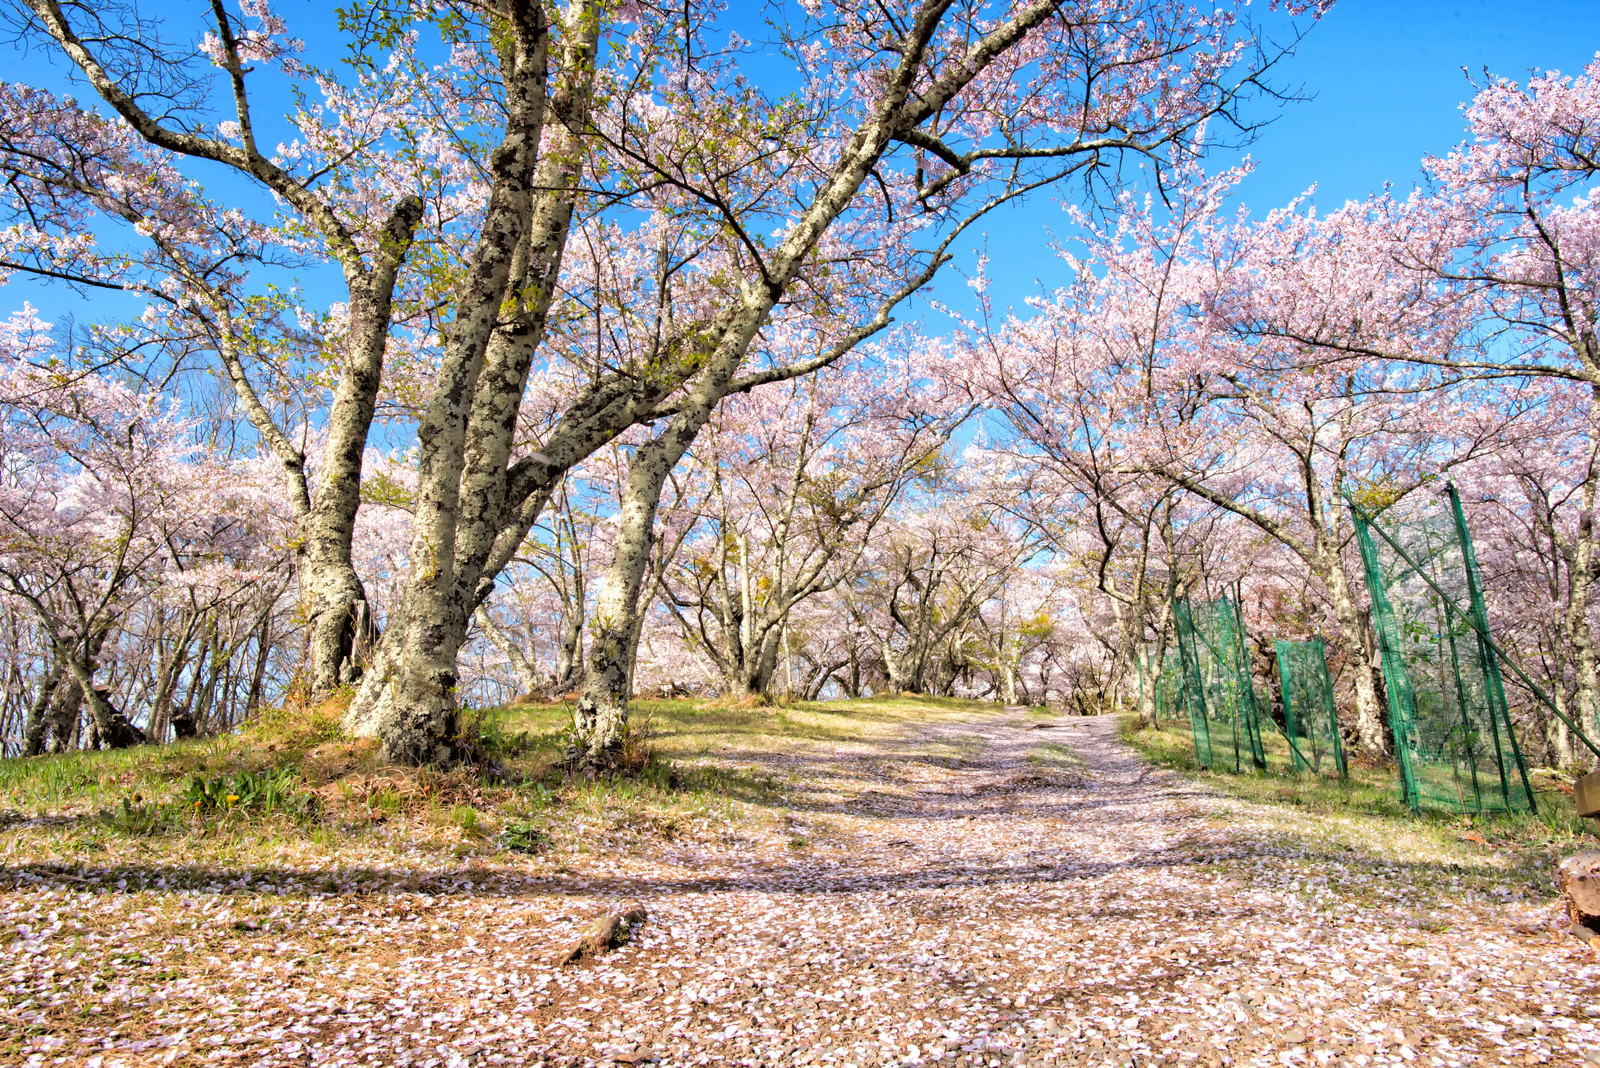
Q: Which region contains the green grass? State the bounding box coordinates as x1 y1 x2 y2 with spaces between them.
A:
1123 716 1598 835
0 702 343 815
0 693 990 873
1121 714 1599 901
1126 716 1415 815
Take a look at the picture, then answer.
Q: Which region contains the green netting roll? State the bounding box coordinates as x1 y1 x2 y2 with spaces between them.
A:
1154 649 1180 727
1171 600 1213 769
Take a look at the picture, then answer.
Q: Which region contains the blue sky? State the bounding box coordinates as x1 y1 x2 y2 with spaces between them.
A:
958 0 1600 315
8 1 1600 343
1240 0 1600 211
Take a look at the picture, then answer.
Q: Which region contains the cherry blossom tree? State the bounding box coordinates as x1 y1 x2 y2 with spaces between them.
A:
657 342 973 699
1418 56 1600 752
1177 53 1600 756
1452 383 1600 765
556 0 1329 766
2 0 440 694
970 183 1199 725
3 0 1331 766
971 150 1537 751
0 307 280 751
837 492 1042 697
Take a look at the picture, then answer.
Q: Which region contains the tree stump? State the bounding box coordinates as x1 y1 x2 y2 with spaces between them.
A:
1575 768 1600 821
556 903 648 966
1556 852 1600 949
1557 770 1600 956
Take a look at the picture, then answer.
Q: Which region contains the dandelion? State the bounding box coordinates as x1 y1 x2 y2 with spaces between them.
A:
226 794 240 804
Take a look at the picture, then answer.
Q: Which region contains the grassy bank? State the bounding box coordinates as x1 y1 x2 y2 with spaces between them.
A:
1121 715 1599 838
0 694 990 875
1121 714 1599 900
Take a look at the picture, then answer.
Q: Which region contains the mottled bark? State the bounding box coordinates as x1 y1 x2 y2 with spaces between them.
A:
21 658 67 757
358 0 927 756
1000 651 1020 706
42 670 84 752
1321 547 1388 754
1565 423 1600 752
88 686 143 748
297 244 421 693
575 400 719 764
751 630 785 696
350 1 580 762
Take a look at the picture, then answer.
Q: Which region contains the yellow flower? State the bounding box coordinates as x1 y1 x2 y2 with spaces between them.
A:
225 794 240 804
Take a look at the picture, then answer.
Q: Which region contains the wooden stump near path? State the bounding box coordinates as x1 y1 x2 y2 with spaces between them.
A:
557 903 649 966
1557 769 1600 956
1576 767 1600 826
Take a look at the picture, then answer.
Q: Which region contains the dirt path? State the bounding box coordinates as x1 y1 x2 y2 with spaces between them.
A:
7 711 1600 1067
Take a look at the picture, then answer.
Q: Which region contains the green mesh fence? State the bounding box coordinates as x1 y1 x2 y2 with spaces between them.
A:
1173 596 1266 772
1274 638 1347 779
1152 650 1179 725
1156 647 1210 767
1348 487 1536 815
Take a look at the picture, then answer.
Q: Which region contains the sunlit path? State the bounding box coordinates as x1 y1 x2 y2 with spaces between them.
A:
8 710 1596 1067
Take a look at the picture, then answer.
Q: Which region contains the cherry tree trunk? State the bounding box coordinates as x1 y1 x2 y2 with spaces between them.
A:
85 685 144 749
57 650 144 749
1000 647 1020 707
294 288 402 695
1134 639 1164 728
300 546 373 695
1566 459 1600 758
25 629 116 754
721 625 784 700
573 421 703 765
475 606 542 697
555 604 584 691
349 598 470 766
1546 686 1578 769
344 8 600 764
21 659 67 756
751 630 785 697
1324 559 1388 755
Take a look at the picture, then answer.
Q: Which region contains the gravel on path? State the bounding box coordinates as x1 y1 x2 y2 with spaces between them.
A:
6 711 1599 1067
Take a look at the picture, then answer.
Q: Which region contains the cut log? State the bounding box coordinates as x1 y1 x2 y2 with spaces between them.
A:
1574 768 1600 819
1555 852 1600 938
